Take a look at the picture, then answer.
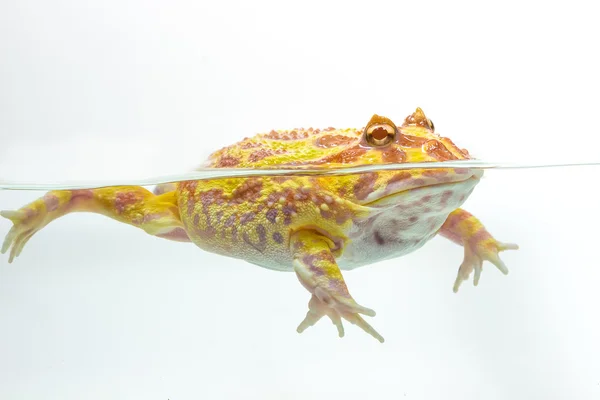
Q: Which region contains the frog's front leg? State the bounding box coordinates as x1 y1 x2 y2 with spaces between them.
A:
1 186 189 263
439 208 519 293
290 230 384 343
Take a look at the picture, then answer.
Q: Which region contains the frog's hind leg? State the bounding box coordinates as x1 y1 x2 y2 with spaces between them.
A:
290 230 384 343
439 208 519 293
1 187 190 263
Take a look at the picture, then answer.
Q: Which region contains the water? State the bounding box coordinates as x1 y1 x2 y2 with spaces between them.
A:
1 164 600 399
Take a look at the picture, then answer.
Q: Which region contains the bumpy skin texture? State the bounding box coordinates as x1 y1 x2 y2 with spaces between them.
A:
1 108 518 342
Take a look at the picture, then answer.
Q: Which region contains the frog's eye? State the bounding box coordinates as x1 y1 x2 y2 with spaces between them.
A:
365 123 396 146
427 118 435 132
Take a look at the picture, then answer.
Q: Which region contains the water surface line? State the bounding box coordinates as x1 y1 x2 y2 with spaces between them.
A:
1 160 599 191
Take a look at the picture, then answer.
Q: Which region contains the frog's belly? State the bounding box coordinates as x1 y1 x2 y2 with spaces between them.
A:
336 178 478 270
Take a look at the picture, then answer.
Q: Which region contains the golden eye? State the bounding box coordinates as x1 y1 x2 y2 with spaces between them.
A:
365 123 396 146
427 118 435 132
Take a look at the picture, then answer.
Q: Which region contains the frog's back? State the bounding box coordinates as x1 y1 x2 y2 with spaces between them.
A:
203 126 368 169
202 111 468 170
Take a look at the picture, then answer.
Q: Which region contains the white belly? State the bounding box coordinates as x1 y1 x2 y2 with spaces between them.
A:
337 177 479 270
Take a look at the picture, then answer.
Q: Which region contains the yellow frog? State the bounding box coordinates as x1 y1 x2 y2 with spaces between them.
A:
1 108 518 343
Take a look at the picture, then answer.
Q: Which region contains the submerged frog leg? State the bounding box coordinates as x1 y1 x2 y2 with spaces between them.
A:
290 230 384 343
439 208 519 293
1 187 189 263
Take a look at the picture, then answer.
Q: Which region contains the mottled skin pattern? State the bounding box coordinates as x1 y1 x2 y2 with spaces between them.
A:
1 108 518 343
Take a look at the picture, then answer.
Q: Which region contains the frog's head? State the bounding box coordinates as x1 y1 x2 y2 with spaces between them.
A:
353 107 471 165
307 108 481 206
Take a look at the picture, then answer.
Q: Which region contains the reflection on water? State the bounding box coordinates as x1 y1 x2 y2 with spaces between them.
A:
1 166 600 398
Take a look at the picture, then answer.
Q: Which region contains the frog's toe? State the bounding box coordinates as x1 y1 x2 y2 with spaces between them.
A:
453 253 480 293
296 295 333 334
453 239 519 293
1 226 28 263
296 294 384 343
340 311 384 343
1 210 40 263
486 242 518 273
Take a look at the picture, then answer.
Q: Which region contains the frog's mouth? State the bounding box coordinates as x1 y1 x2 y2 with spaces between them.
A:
362 169 483 208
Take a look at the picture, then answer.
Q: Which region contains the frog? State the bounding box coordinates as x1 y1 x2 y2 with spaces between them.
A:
0 107 518 343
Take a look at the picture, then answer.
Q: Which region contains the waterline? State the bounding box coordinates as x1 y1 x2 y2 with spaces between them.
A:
1 160 599 191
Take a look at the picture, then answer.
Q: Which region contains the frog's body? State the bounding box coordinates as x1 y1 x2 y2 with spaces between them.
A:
1 108 517 343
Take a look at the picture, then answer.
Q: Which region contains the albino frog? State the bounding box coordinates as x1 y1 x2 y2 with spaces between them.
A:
1 108 518 343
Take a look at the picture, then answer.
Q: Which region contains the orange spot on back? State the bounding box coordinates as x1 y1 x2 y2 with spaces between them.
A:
240 140 262 149
381 147 407 163
315 135 355 148
319 145 367 164
214 155 241 167
440 137 470 159
424 140 458 161
248 148 285 162
397 134 428 147
289 130 309 140
265 130 282 139
264 129 310 140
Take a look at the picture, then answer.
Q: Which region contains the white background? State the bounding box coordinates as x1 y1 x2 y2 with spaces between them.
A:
1 0 600 399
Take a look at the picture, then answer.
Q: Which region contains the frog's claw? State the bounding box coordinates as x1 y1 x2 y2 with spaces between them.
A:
453 239 519 293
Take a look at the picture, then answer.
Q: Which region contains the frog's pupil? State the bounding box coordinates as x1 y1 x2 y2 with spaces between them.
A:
371 127 389 141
